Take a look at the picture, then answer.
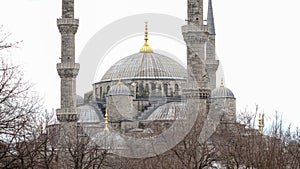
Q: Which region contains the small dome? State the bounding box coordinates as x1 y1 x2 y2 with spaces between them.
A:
107 82 131 96
211 86 235 98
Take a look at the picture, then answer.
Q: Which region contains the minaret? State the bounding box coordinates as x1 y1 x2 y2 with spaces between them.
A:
206 0 219 90
182 0 209 89
182 0 210 124
56 0 80 123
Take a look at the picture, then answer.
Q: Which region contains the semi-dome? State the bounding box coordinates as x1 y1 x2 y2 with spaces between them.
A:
76 95 84 106
147 102 187 121
211 81 235 98
91 130 127 150
107 82 131 96
100 52 187 82
78 104 103 123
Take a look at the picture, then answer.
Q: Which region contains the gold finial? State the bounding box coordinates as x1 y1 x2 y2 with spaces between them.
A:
104 108 109 132
140 22 153 53
39 122 43 134
117 79 123 85
258 113 264 135
220 78 225 87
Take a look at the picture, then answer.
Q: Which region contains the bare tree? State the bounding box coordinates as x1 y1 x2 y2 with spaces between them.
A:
215 108 300 169
0 25 21 51
0 27 42 168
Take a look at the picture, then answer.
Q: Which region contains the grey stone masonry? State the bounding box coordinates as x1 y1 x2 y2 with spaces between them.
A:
206 35 219 90
187 0 204 26
182 23 209 88
62 0 74 18
182 0 210 119
56 0 80 122
183 0 219 90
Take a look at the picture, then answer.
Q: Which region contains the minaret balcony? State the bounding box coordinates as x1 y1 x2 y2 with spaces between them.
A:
57 18 79 26
57 63 80 78
205 60 219 71
56 108 77 115
56 108 79 122
57 62 80 69
182 25 208 33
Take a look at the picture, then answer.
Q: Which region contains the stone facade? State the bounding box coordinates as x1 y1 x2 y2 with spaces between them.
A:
210 97 236 123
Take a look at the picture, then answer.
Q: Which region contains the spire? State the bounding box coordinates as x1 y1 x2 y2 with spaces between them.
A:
258 113 264 135
220 78 224 87
104 108 109 132
117 79 123 85
39 122 43 134
140 22 153 53
207 0 216 35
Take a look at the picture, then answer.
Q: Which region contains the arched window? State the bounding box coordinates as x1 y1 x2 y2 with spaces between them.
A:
99 87 102 98
151 83 156 92
144 84 149 95
138 83 143 96
95 87 98 98
175 84 179 96
158 84 162 90
163 84 168 96
135 82 139 92
107 86 110 93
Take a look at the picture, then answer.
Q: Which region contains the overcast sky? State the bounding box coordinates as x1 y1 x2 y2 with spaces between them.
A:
0 0 299 129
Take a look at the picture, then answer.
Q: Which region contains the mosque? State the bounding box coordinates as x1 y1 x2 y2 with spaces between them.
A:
55 0 242 153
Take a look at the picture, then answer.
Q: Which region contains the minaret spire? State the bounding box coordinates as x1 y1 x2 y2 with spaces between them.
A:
56 0 80 122
104 108 109 132
205 0 219 90
207 0 216 35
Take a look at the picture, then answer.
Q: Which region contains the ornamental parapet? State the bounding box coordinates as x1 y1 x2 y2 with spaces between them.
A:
57 18 79 26
56 108 79 122
205 60 219 70
57 63 80 78
57 62 80 69
57 18 79 34
182 25 208 33
182 88 211 99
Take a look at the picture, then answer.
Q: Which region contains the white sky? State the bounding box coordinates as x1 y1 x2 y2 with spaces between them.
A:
0 0 299 129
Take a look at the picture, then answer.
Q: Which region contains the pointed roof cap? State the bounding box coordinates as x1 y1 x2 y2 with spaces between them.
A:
207 0 216 35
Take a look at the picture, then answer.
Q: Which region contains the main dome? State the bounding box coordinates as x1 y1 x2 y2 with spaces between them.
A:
100 52 187 82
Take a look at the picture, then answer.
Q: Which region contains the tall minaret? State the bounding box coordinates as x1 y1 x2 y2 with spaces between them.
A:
182 0 210 123
56 0 80 123
183 0 209 89
206 0 219 90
